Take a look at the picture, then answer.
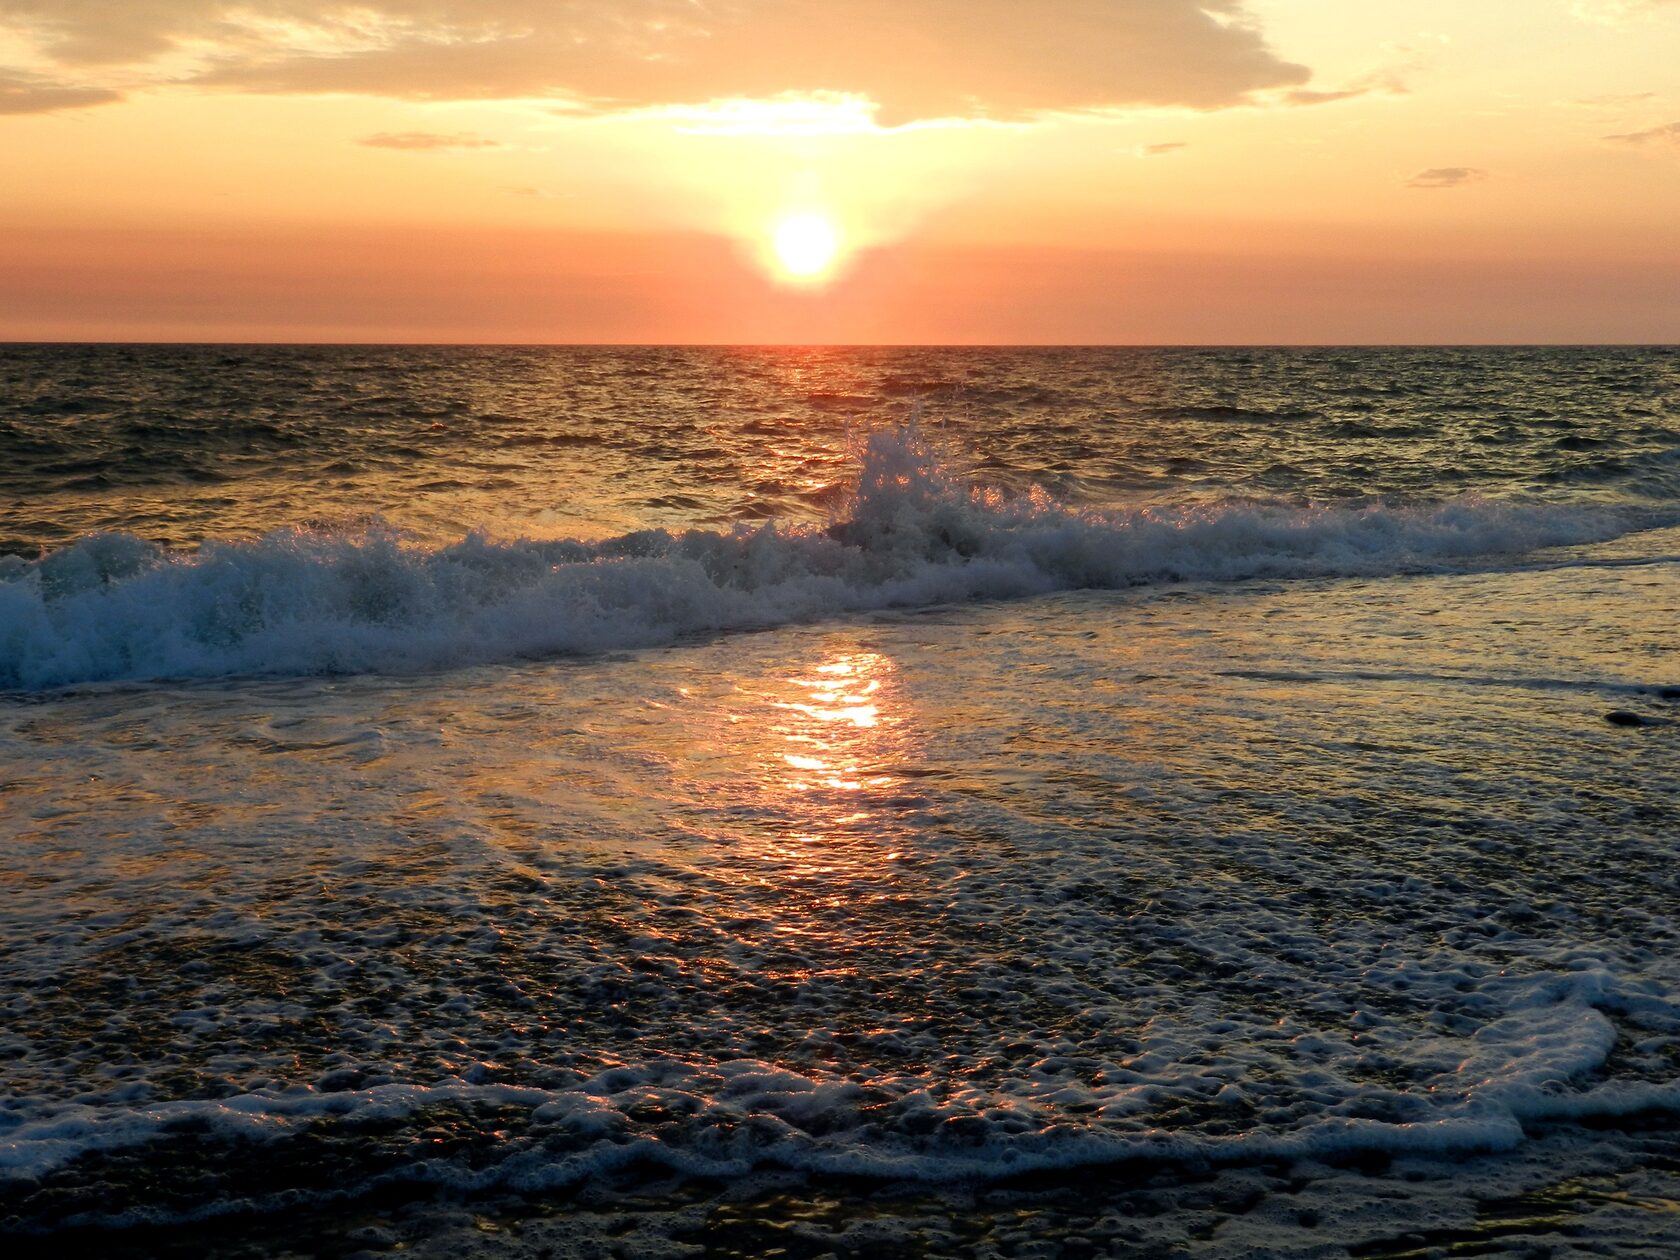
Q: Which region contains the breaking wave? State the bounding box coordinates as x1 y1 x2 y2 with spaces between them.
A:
0 427 1652 690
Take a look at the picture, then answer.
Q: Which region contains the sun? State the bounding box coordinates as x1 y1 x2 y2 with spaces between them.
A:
770 212 841 283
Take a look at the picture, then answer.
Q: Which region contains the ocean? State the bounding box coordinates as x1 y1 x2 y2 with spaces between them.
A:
2 344 1678 1257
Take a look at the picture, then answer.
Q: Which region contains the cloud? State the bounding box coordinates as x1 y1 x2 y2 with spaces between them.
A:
1571 0 1680 23
1406 167 1487 189
1603 120 1680 144
0 1 1315 123
358 130 501 150
0 68 120 113
1278 70 1408 108
1281 87 1367 106
1568 92 1659 108
1139 141 1188 156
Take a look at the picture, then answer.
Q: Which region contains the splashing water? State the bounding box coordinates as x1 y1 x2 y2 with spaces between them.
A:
0 425 1654 690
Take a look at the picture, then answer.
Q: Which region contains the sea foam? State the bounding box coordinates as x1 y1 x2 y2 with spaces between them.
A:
0 426 1644 689
2 978 1674 1220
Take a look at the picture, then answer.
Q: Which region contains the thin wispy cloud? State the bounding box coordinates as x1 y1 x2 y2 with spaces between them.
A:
1407 166 1487 188
1567 91 1659 107
0 1 1325 123
1139 141 1188 156
1603 119 1680 143
358 130 502 151
1282 87 1367 106
1572 0 1680 23
0 68 119 113
1280 72 1407 108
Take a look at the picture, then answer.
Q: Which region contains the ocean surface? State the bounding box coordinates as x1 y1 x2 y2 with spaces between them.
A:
2 345 1679 1257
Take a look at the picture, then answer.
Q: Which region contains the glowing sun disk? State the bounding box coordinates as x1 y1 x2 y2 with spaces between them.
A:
772 212 840 281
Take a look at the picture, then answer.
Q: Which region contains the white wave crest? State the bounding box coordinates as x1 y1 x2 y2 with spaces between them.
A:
0 427 1640 689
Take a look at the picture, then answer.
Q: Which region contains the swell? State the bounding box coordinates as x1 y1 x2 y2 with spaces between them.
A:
0 427 1657 690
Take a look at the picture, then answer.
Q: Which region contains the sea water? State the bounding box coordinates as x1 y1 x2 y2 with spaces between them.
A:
1 346 1678 1256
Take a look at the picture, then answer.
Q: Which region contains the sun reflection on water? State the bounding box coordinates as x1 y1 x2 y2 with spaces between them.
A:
696 646 919 884
774 654 899 794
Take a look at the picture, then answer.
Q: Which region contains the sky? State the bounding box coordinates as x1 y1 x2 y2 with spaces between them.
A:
1 0 1678 343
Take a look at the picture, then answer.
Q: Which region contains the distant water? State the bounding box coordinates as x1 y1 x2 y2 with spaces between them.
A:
4 347 1679 555
2 345 1679 1256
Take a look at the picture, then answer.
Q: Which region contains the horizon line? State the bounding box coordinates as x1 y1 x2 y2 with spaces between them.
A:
2 340 1676 350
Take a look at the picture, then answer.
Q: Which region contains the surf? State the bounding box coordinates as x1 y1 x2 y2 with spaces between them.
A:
0 426 1654 690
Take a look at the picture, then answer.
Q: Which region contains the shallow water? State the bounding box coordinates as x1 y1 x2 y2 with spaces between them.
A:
2 346 1679 1254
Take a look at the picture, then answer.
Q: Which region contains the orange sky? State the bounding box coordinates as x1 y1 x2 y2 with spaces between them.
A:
2 0 1678 343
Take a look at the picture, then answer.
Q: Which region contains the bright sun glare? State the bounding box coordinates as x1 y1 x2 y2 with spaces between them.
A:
771 212 841 283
